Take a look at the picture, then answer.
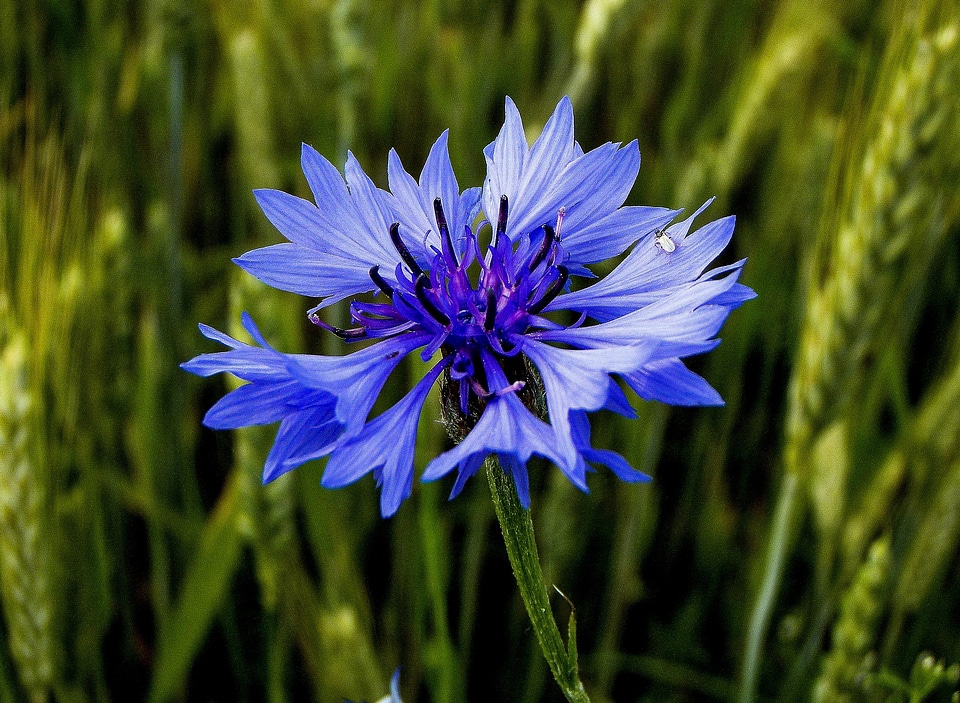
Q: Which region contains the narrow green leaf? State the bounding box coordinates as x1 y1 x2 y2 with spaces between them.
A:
148 478 243 703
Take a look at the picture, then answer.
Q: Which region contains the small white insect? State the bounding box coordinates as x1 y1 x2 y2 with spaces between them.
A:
654 228 677 253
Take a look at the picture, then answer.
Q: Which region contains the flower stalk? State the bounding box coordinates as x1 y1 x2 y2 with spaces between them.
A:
485 456 591 703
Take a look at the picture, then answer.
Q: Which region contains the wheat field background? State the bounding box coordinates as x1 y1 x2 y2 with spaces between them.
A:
1 0 959 702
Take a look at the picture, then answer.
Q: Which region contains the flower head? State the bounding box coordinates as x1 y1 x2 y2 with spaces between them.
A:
183 97 755 517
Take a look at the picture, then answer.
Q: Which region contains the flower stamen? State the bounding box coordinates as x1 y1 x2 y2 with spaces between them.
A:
528 265 569 315
307 311 368 340
483 287 498 332
415 274 451 326
529 224 556 272
434 198 458 266
369 265 395 298
390 222 425 278
495 195 509 245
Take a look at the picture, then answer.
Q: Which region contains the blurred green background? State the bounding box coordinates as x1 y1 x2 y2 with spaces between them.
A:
2 0 960 701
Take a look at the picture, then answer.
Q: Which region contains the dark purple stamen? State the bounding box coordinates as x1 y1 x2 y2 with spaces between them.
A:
415 274 450 326
434 198 457 265
484 288 497 331
495 195 508 244
390 222 425 278
528 265 568 315
369 265 395 298
529 224 556 272
308 311 368 340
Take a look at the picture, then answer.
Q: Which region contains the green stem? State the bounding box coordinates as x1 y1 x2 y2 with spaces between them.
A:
738 470 802 703
484 458 591 703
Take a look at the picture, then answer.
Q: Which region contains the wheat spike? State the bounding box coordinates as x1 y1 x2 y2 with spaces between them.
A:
0 310 56 703
812 537 891 703
786 13 960 476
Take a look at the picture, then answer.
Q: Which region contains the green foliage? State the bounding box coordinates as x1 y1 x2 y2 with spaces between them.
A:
1 0 960 701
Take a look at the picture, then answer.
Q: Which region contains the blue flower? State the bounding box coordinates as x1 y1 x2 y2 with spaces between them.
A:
345 667 402 703
183 96 755 517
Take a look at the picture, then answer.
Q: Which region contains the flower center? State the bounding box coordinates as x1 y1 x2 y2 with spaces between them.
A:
308 196 569 408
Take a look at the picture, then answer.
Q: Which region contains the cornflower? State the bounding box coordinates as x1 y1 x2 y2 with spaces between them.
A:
183 97 754 517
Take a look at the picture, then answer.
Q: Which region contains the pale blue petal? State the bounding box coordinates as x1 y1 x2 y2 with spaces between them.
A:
569 411 650 482
387 133 479 260
203 381 329 429
624 358 725 406
549 216 739 319
389 668 402 703
520 96 576 199
292 332 432 443
300 143 352 210
482 96 528 223
538 271 741 348
508 141 639 241
263 408 343 482
234 243 376 300
420 389 562 482
322 360 447 517
420 131 461 229
500 454 532 508
343 151 404 262
386 148 437 261
253 189 330 250
603 379 636 418
521 339 654 484
558 206 679 265
183 327 292 381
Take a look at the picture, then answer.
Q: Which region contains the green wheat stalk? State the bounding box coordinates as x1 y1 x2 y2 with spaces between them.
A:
743 7 960 703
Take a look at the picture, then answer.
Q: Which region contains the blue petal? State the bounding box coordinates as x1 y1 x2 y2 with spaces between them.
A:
253 188 331 251
549 216 740 319
624 358 725 406
386 148 438 262
507 141 634 241
263 407 343 482
666 197 715 243
420 131 462 232
300 143 352 212
234 243 375 302
559 205 679 265
344 152 401 262
569 411 650 483
322 359 448 517
520 96 576 200
500 454 532 508
184 318 349 478
292 333 432 444
482 97 580 241
556 140 640 231
583 448 652 482
482 96 528 223
520 339 654 485
483 98 674 267
386 133 479 261
203 381 330 429
389 668 402 703
448 454 486 501
421 353 567 503
712 282 758 308
183 322 295 382
603 379 637 418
